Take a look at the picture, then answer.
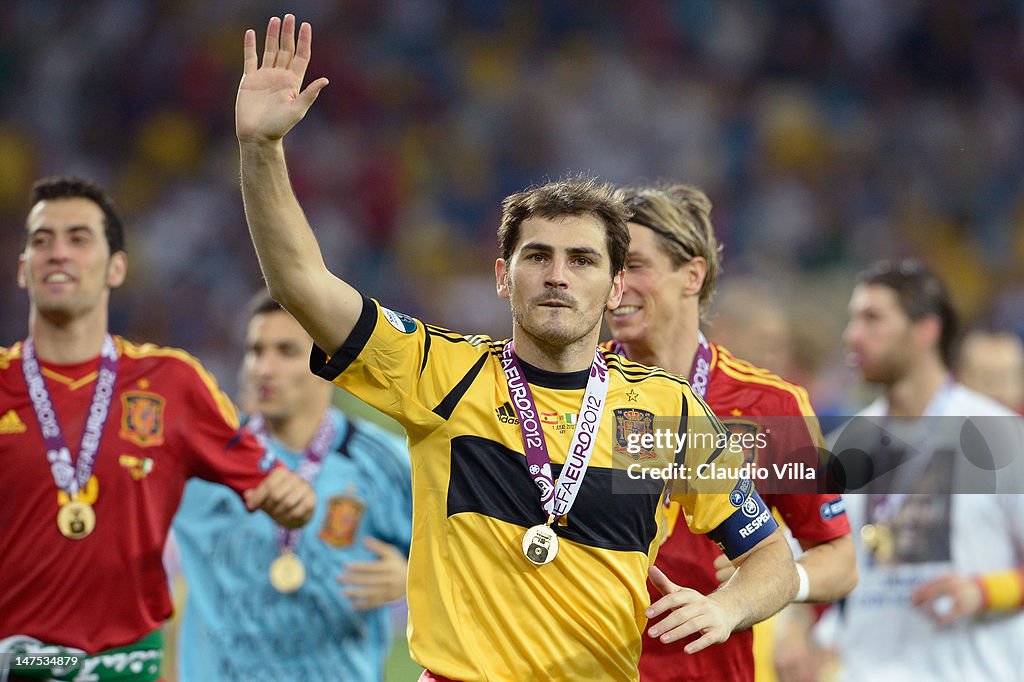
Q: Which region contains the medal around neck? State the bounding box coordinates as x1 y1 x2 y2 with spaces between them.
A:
57 500 96 540
269 551 306 593
522 524 559 565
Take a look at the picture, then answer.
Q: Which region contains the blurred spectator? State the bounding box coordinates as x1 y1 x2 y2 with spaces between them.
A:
957 328 1024 413
708 278 798 381
0 0 1020 412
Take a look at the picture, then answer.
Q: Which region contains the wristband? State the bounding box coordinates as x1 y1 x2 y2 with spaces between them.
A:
794 562 810 602
976 569 1024 612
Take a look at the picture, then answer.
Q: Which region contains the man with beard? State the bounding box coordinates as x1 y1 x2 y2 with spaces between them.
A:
230 14 799 681
0 177 314 682
791 259 1024 681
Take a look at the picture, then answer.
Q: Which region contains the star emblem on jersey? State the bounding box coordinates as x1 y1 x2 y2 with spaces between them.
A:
0 409 27 434
625 389 638 402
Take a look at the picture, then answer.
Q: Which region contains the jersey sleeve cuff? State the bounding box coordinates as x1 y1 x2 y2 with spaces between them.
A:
309 296 378 381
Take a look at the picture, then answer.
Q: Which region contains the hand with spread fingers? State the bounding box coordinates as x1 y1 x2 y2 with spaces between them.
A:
243 467 316 528
236 14 330 144
338 537 409 611
645 566 738 654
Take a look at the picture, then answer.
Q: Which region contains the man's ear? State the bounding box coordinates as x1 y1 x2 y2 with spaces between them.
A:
914 314 941 351
106 251 127 289
17 253 27 290
681 256 707 297
496 258 511 300
606 269 624 310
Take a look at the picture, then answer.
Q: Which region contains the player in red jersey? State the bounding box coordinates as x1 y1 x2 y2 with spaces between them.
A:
605 183 857 682
0 177 315 682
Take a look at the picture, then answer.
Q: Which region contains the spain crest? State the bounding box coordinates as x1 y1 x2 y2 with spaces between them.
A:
613 407 656 460
723 419 762 465
319 494 365 548
119 392 165 447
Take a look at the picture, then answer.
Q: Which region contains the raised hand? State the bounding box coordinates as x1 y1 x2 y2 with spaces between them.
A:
236 14 330 144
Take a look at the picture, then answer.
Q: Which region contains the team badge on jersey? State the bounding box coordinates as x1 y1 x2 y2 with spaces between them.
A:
729 477 753 507
381 307 418 334
119 392 166 447
319 494 366 547
613 408 655 460
722 419 762 465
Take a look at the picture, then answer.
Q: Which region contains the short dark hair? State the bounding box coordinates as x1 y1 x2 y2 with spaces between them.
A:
29 176 126 255
498 176 631 275
857 258 958 367
247 290 284 318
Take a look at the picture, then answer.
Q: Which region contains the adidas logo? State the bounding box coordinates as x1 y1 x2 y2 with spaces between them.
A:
0 409 26 434
495 402 519 425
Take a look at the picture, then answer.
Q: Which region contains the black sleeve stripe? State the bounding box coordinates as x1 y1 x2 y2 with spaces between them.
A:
608 365 688 386
674 393 688 466
703 443 728 465
420 323 431 377
309 296 378 381
432 353 489 421
425 329 475 345
424 324 469 341
606 358 687 383
612 366 683 381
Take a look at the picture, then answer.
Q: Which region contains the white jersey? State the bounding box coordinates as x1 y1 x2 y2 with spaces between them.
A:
825 384 1024 682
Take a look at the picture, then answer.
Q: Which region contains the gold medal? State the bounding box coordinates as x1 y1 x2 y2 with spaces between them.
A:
522 524 559 565
860 523 894 563
269 551 306 593
57 500 96 540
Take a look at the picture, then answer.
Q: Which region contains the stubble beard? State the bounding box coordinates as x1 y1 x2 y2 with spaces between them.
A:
862 350 913 387
510 299 604 352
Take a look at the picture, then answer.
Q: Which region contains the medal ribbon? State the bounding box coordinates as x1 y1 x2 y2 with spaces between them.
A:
22 335 119 498
608 330 712 399
501 342 609 524
247 409 335 553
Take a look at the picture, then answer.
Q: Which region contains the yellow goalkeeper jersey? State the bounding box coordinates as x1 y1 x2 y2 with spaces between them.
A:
312 297 764 681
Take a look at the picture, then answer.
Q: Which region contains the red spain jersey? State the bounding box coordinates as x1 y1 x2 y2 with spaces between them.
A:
625 342 851 682
0 337 272 653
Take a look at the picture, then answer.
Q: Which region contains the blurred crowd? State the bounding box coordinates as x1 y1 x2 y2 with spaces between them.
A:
2 0 1023 410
